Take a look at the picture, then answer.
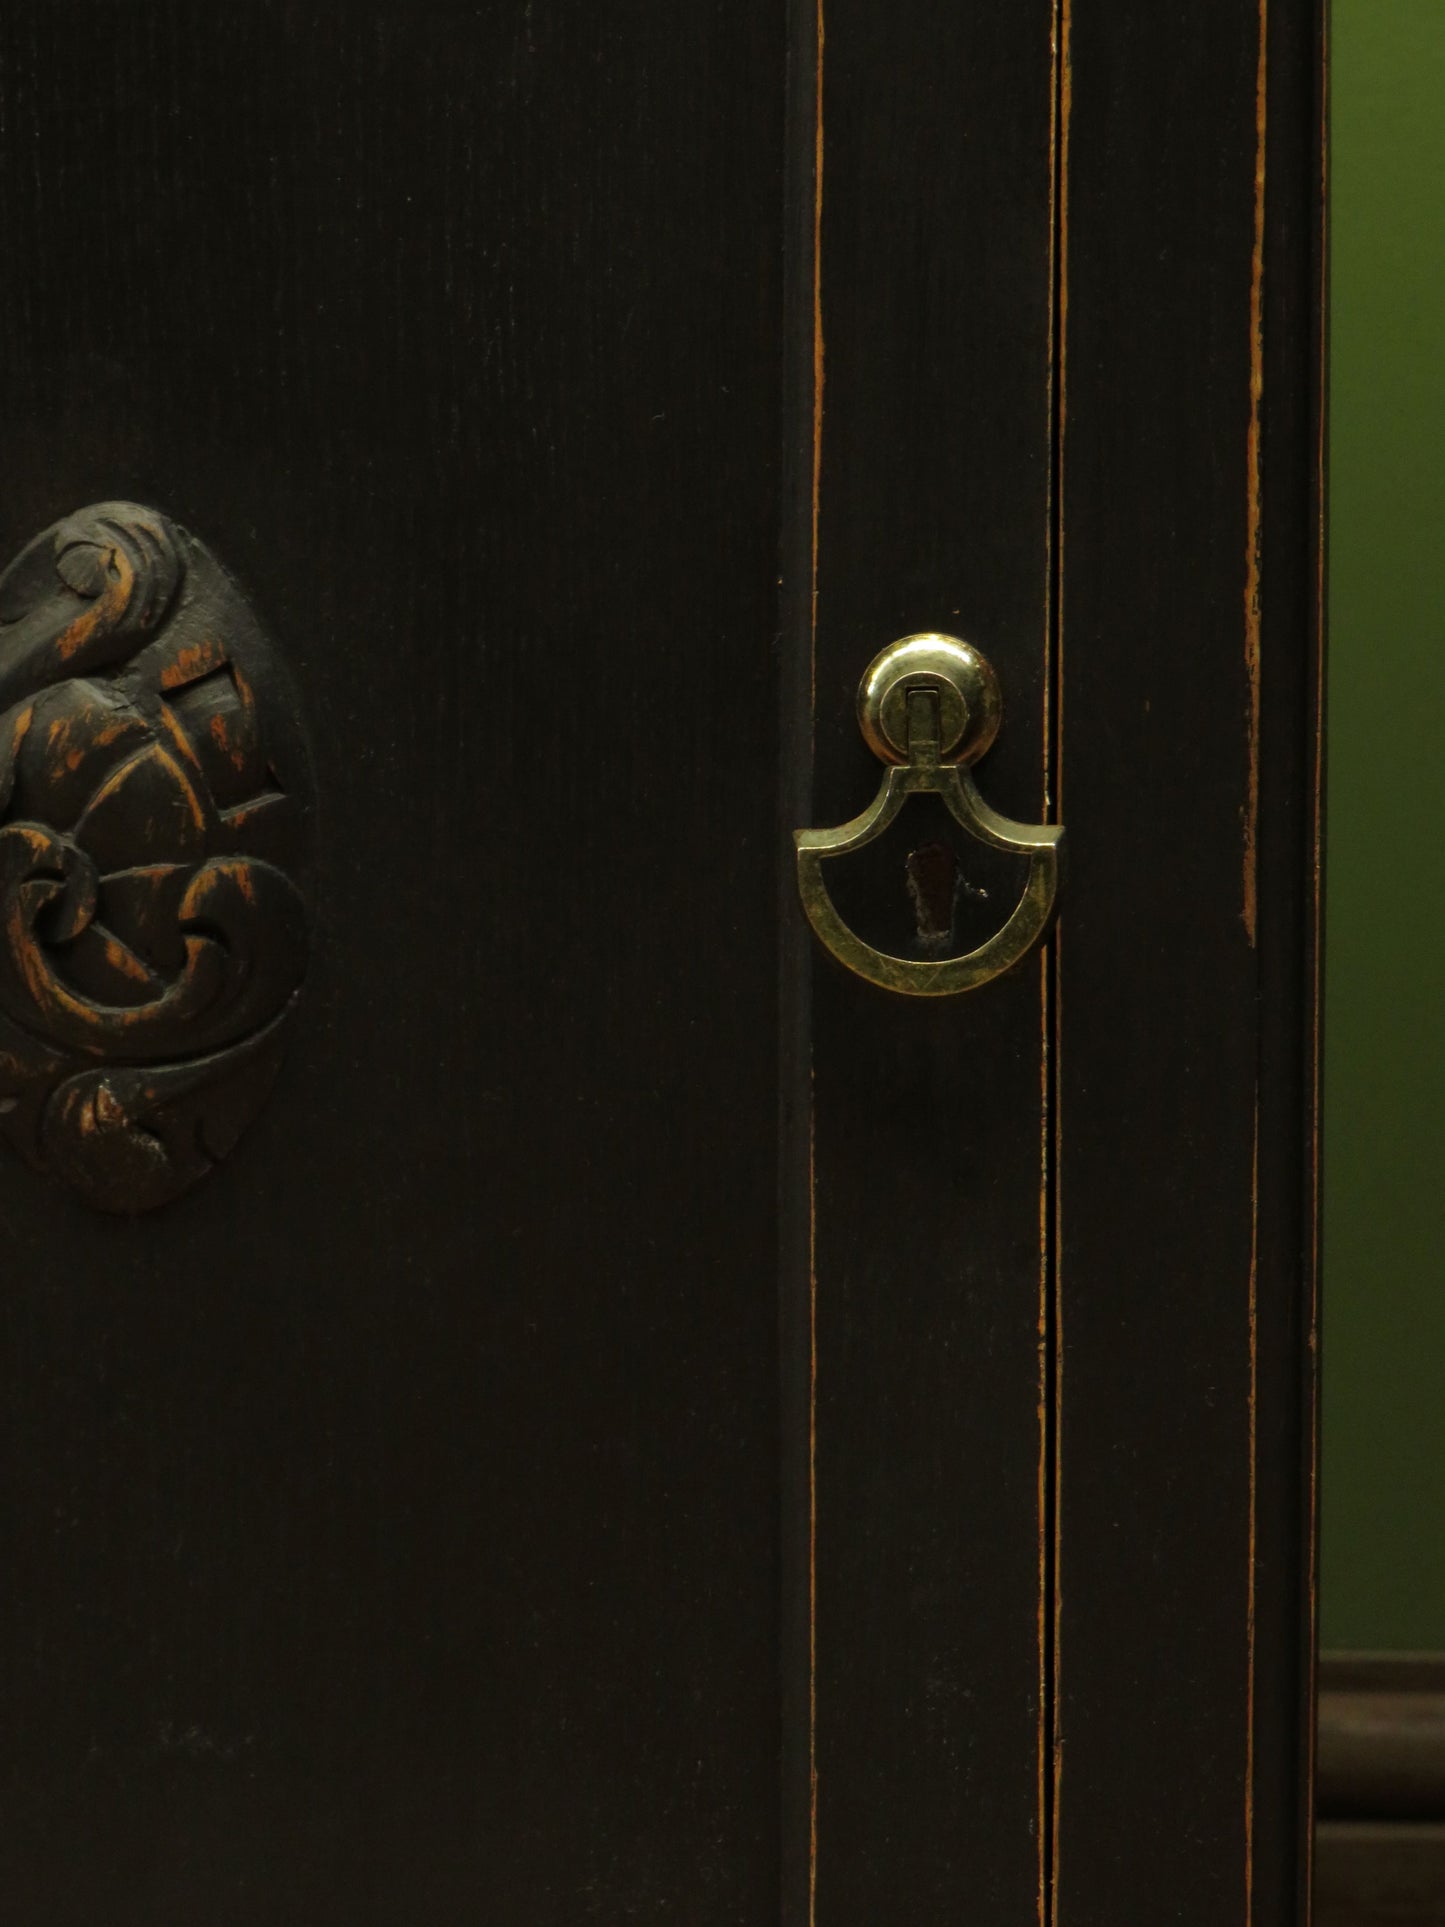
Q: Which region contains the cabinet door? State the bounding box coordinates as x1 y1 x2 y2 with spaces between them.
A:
799 6 1057 1919
0 3 1321 1922
0 10 790 1918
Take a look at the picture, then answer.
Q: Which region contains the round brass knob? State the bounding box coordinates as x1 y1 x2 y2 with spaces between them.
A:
856 632 1002 767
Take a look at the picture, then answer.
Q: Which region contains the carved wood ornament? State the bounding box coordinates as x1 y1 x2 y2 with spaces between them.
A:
0 503 314 1212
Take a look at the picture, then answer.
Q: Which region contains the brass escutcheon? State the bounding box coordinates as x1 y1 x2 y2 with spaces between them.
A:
794 633 1064 995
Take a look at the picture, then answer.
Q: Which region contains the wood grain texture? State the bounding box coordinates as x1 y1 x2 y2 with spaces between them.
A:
0 1 1325 1917
804 3 1057 1918
0 5 787 1920
1052 1 1324 1920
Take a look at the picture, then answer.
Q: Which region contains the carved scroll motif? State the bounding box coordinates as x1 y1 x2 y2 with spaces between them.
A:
0 503 315 1212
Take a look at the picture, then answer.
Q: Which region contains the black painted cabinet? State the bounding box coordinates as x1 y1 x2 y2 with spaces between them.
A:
0 5 1323 1921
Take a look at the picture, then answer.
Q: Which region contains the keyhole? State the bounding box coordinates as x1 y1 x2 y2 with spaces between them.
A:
906 840 960 955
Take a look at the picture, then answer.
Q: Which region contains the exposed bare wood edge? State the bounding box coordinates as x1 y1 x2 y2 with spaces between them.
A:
1319 1653 1445 1819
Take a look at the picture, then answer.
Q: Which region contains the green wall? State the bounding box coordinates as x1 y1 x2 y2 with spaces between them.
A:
1322 0 1445 1648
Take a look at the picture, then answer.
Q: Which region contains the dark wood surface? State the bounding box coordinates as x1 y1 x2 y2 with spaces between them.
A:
1315 1657 1445 1921
803 4 1056 1918
1053 1 1323 1921
0 3 1323 1920
1316 1825 1445 1927
1320 1655 1445 1820
0 503 317 1214
0 7 789 1921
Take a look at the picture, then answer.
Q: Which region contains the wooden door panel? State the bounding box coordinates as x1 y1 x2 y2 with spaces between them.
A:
0 6 788 1920
0 2 1324 1920
1054 2 1322 1919
804 4 1057 1918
